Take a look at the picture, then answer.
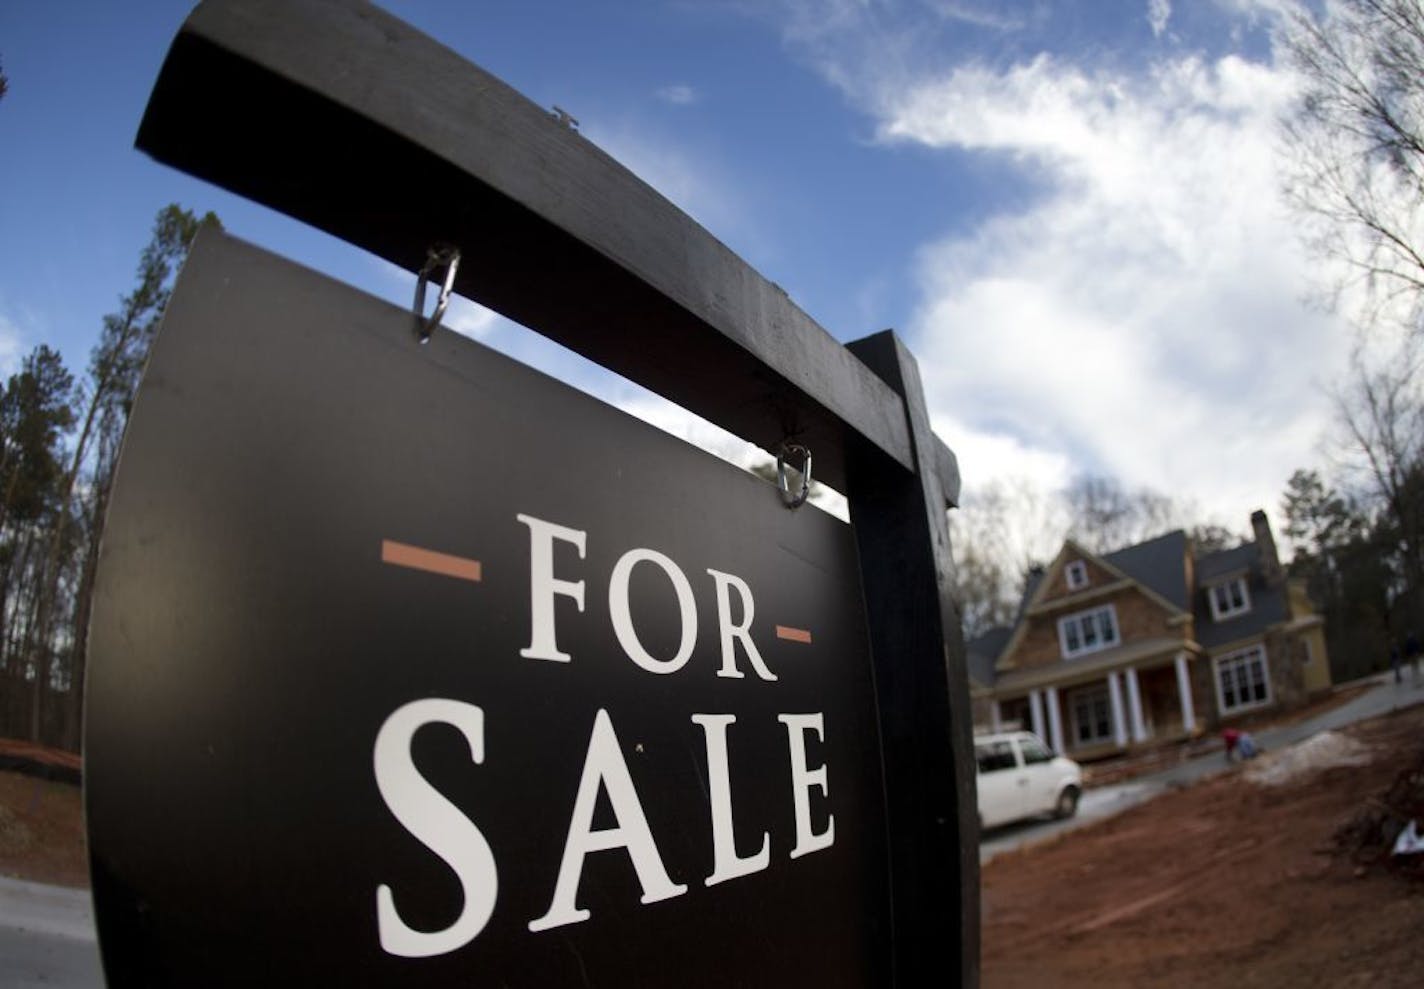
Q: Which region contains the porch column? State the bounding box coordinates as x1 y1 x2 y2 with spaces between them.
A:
989 699 1003 733
1044 685 1066 754
1175 652 1197 732
1107 672 1128 748
1124 666 1148 743
1028 690 1045 741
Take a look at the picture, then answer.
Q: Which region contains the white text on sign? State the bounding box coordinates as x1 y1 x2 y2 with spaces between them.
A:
373 514 834 958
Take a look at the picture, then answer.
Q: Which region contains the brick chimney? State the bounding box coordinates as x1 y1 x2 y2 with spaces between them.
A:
1251 509 1282 585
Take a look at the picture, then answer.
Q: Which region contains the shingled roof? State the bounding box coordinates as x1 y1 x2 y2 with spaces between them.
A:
1192 540 1289 649
1102 529 1190 612
965 516 1294 690
965 626 1012 687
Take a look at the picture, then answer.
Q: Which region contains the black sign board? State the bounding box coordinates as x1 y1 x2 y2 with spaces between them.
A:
85 232 894 986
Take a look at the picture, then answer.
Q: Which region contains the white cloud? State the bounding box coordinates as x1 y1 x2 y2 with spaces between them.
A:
875 50 1346 523
927 1 1029 32
656 83 698 105
612 392 763 469
581 121 762 258
0 306 29 377
605 389 848 519
932 412 1075 493
757 0 1339 525
1213 0 1298 22
368 258 506 341
1148 0 1172 38
441 295 500 340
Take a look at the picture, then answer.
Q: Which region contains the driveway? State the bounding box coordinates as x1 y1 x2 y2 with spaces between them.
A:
0 876 101 988
980 673 1424 863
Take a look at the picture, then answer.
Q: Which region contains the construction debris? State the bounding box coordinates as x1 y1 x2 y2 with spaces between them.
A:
1334 736 1424 881
1243 730 1372 786
1394 820 1424 856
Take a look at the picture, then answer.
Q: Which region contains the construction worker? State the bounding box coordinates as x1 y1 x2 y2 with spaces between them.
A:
1223 728 1259 762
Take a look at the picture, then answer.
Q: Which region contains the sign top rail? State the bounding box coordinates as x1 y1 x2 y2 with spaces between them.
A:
135 0 959 503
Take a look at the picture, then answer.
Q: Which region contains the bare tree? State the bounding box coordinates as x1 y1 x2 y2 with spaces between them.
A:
948 477 1069 637
1332 347 1424 611
948 472 1236 637
1279 0 1424 337
1063 474 1213 554
1279 0 1424 636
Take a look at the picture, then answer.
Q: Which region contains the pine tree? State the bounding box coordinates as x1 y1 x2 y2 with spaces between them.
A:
20 204 219 746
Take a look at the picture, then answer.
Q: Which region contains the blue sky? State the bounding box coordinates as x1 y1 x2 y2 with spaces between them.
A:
0 0 1346 535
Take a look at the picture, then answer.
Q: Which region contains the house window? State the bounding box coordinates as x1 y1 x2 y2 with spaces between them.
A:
1208 577 1251 621
1070 685 1113 745
1065 560 1089 591
1058 605 1120 659
1215 646 1271 715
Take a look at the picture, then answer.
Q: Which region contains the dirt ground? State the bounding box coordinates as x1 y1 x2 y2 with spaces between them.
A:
983 704 1424 988
0 767 87 887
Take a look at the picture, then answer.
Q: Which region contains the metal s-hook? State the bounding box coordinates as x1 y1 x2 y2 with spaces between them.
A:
777 443 812 509
413 245 461 343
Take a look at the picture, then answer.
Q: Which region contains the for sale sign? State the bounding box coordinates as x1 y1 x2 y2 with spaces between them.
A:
85 232 893 986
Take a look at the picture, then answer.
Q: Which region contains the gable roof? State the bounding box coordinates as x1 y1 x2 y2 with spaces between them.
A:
1020 535 1189 621
973 513 1298 690
1102 529 1190 612
1196 542 1255 582
994 535 1188 675
965 626 1012 687
1192 540 1289 649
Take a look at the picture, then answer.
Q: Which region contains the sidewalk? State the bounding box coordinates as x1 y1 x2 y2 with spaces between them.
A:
0 875 102 988
0 875 95 941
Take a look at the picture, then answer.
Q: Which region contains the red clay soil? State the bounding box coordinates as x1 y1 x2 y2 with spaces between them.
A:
0 737 82 774
983 704 1424 988
0 767 87 888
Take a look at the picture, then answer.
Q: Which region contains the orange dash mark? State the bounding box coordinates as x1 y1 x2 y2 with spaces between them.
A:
775 626 812 644
381 540 483 583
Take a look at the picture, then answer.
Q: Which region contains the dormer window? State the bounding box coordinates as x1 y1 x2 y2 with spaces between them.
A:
1209 577 1251 621
1065 560 1089 591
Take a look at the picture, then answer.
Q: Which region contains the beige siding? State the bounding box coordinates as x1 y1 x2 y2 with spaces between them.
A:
1302 626 1332 694
1040 555 1117 604
1006 588 1185 670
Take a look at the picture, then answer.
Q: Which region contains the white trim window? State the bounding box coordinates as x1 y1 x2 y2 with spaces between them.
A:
1069 684 1112 746
1065 560 1089 591
1058 605 1120 659
1215 645 1271 715
1208 577 1251 621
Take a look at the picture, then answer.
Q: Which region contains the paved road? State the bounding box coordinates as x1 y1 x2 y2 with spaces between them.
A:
0 876 102 988
980 673 1424 863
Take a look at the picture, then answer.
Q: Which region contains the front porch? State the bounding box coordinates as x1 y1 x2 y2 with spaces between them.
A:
989 648 1204 760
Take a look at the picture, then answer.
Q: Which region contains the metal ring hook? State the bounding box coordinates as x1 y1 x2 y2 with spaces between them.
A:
776 443 812 509
414 245 461 343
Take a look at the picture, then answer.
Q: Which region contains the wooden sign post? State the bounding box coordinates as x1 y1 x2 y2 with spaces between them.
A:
86 0 979 984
